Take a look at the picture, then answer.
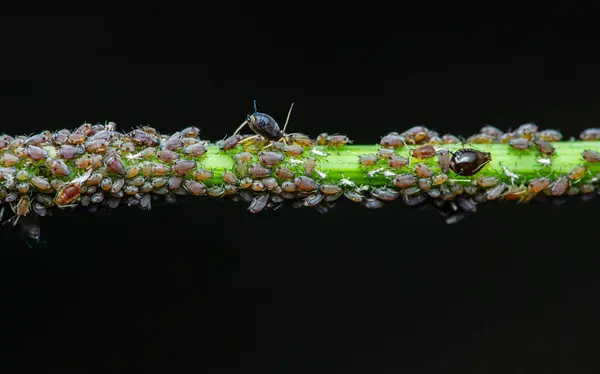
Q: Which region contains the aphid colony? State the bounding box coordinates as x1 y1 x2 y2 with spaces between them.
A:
1 118 600 229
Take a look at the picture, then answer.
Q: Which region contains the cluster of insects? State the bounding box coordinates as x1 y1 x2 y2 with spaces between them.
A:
2 102 600 245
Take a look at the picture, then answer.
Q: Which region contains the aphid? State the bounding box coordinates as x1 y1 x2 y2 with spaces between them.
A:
388 155 409 169
393 174 417 188
281 180 296 192
480 125 503 138
359 154 378 166
16 182 30 194
183 180 206 196
295 176 318 191
284 144 304 157
486 183 507 200
182 143 207 157
218 134 243 151
152 164 171 176
30 176 52 191
418 178 431 191
303 192 324 207
566 185 579 196
234 152 253 164
551 176 569 196
126 176 145 187
193 168 213 181
248 193 269 213
582 149 600 163
249 163 271 178
410 145 436 159
377 148 395 159
222 171 238 185
13 146 27 158
167 176 182 190
259 151 285 166
508 138 531 150
140 182 153 193
528 177 551 193
371 188 400 201
25 145 47 160
327 135 351 147
67 132 87 144
316 133 329 146
477 176 499 188
173 160 196 175
449 148 492 176
403 194 427 207
580 183 595 194
235 163 248 176
275 167 294 180
181 126 200 138
455 196 477 213
437 149 451 173
568 165 587 180
537 129 563 142
532 136 555 156
432 173 448 186
261 177 278 190
310 147 329 157
25 131 50 146
251 180 265 192
124 165 140 179
111 178 125 193
502 185 527 200
580 128 600 141
50 159 70 176
343 190 363 203
500 132 517 143
362 197 385 209
130 129 159 147
537 158 552 167
152 177 169 188
320 184 342 195
414 163 433 178
466 133 495 144
401 126 428 144
502 166 519 183
16 170 29 181
287 133 314 146
441 134 461 144
84 139 109 154
515 123 538 138
380 133 406 149
105 155 125 176
232 101 295 146
162 137 184 151
123 185 139 195
207 186 225 197
156 149 178 163
304 157 317 175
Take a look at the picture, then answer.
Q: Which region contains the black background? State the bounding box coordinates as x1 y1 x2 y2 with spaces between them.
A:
1 4 600 373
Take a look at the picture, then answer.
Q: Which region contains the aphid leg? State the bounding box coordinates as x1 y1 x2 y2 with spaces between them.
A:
238 134 261 144
281 102 295 133
232 120 249 136
253 99 258 113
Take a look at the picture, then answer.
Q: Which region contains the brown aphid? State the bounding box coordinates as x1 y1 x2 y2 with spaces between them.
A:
327 134 350 147
303 192 324 207
219 134 243 151
55 184 81 206
50 159 70 176
344 190 364 203
480 125 503 138
566 186 580 196
442 134 461 144
304 157 317 176
434 149 450 173
568 165 587 180
1 152 20 166
222 171 238 185
251 180 266 192
237 177 252 189
57 144 82 159
281 180 296 192
532 136 555 156
111 178 125 193
537 129 563 142
500 132 517 143
125 165 140 179
16 182 29 194
467 133 495 144
580 183 595 194
127 176 145 187
105 155 126 176
181 126 200 138
162 137 185 151
359 154 378 166
429 136 443 144
182 137 199 146
320 184 342 195
377 148 395 159
414 163 433 178
25 131 50 146
411 145 436 159
528 177 551 193
29 176 52 191
173 160 196 175
371 188 400 201
84 139 108 154
582 149 600 163
295 176 318 191
167 176 183 190
580 128 600 141
316 133 329 146
183 180 206 196
130 129 160 147
380 133 406 149
152 177 169 188
401 126 428 144
25 145 47 160
270 141 287 151
100 178 113 191
515 123 538 138
156 149 178 163
418 178 432 191
363 197 385 209
193 168 213 181
393 174 417 188
275 167 294 179
8 137 25 150
502 185 527 200
388 155 409 169
234 152 253 164
138 125 158 136
508 138 532 150
284 144 304 157
141 162 154 177
67 132 87 144
432 173 448 186
152 164 171 176
248 193 269 213
550 176 569 196
450 148 492 176
249 163 271 178
262 177 278 190
486 184 506 200
140 147 157 158
477 176 499 188
259 151 285 166
75 122 93 135
288 133 314 146
13 146 27 158
123 185 139 195
401 186 421 196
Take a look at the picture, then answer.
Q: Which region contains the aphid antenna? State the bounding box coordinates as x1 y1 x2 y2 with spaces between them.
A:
281 102 295 134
